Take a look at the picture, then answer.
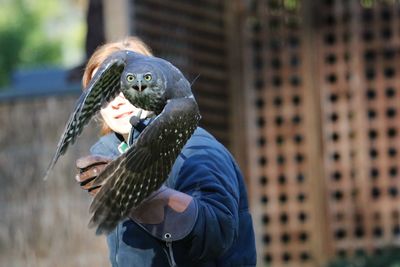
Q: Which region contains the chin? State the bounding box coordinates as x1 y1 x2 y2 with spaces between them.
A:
109 123 131 136
119 125 133 135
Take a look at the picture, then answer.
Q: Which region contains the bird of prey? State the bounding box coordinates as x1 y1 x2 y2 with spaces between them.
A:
46 50 201 234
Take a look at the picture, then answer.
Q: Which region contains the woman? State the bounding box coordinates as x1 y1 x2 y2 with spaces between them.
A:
75 36 257 267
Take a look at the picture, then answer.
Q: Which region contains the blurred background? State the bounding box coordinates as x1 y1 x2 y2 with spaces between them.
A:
1 0 400 266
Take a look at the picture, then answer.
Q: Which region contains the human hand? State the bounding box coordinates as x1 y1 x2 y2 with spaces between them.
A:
75 155 112 196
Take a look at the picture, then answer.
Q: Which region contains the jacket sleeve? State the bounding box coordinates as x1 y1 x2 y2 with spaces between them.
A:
175 148 240 261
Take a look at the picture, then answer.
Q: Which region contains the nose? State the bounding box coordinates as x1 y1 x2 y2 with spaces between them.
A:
111 93 128 109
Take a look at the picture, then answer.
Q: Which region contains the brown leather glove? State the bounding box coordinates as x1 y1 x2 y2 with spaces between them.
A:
75 155 112 196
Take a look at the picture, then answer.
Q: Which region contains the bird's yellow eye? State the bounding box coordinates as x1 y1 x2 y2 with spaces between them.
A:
144 74 152 81
126 74 135 82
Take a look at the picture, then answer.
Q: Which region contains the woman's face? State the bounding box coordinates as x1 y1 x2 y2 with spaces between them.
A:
92 66 149 137
100 92 139 136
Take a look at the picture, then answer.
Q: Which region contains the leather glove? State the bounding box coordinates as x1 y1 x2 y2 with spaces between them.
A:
129 186 197 242
129 185 193 224
75 155 112 196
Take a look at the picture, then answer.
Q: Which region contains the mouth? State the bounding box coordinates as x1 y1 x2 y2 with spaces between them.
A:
114 111 133 119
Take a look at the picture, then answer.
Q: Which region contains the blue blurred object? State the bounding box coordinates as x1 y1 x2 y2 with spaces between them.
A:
0 67 80 101
12 68 69 90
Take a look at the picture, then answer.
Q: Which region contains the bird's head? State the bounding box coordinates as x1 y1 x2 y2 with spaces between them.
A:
120 61 167 112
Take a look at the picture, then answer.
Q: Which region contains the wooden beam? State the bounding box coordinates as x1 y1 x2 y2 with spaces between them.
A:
301 0 330 265
103 0 131 41
235 0 264 265
224 0 246 170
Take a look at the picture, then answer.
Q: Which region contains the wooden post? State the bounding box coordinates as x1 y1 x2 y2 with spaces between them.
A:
224 0 247 173
233 0 264 264
103 0 131 41
301 0 330 264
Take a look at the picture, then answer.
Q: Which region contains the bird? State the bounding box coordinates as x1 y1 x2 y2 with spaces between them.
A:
45 50 201 234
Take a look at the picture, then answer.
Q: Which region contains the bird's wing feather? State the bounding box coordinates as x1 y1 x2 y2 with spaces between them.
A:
44 52 129 179
88 97 201 234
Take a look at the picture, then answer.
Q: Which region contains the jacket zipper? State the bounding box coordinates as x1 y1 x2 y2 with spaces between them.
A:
165 241 177 267
113 223 120 267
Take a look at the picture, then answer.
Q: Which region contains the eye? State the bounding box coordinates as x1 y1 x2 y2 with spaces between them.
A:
144 74 152 81
126 74 135 82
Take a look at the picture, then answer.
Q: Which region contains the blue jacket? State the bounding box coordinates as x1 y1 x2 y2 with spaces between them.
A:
90 127 257 267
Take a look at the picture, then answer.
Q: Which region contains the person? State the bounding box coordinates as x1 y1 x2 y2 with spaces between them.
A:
75 36 257 267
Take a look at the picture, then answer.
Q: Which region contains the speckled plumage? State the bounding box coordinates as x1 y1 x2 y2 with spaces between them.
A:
46 51 201 234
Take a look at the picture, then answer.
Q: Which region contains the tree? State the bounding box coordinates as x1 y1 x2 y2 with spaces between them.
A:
0 0 62 87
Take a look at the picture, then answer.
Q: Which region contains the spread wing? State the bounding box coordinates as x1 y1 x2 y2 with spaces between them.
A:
44 51 130 179
88 97 201 234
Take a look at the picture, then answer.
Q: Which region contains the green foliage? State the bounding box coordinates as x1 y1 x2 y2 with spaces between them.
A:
283 0 299 10
328 246 400 267
0 0 62 87
361 0 374 8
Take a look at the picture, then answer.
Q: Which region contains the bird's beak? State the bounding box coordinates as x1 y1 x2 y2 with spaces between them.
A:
138 80 142 92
